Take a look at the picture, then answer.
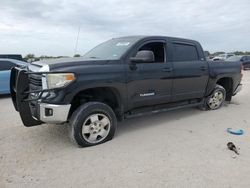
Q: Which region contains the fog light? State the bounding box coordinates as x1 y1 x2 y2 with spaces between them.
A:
45 108 53 116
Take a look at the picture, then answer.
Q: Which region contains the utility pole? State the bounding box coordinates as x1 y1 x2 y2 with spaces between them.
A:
74 26 80 56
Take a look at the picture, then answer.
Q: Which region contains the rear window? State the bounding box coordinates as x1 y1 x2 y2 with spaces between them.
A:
173 43 199 62
0 61 15 71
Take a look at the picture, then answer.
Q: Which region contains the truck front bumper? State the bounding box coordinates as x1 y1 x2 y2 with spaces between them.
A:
40 103 71 123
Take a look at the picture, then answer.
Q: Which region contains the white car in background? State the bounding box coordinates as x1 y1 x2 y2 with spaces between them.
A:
212 53 235 61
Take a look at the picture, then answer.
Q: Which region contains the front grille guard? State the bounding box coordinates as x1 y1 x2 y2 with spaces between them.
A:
11 67 61 103
10 66 63 127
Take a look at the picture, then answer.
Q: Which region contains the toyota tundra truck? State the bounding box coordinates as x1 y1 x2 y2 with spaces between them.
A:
10 36 242 147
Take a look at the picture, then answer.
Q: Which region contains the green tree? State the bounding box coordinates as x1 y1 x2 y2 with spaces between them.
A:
213 52 225 56
74 54 81 57
24 54 36 62
24 54 35 59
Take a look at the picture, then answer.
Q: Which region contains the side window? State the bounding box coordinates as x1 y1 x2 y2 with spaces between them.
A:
138 42 165 63
173 43 199 62
241 56 247 61
0 61 15 71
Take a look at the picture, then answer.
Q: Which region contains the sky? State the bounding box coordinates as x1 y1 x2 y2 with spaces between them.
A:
0 0 250 57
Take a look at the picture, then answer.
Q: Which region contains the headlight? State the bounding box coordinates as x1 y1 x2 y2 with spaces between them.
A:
43 73 75 89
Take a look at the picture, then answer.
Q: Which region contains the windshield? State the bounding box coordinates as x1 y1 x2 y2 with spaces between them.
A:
227 56 242 61
83 38 138 60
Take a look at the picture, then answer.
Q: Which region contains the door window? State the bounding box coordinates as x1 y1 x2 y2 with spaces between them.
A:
137 42 165 63
172 43 199 62
242 56 247 61
0 61 15 71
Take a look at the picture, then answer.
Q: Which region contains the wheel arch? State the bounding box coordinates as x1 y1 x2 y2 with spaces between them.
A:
68 86 124 121
216 77 233 101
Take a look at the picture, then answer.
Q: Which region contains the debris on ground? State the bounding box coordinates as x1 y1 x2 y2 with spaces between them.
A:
227 128 244 135
227 142 239 155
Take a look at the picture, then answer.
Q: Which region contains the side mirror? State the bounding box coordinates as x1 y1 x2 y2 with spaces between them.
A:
130 50 155 63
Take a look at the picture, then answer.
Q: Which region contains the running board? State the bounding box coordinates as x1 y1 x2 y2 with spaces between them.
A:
124 101 204 119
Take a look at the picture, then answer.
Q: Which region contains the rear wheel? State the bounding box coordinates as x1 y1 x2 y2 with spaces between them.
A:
69 102 117 147
199 84 226 110
206 85 226 110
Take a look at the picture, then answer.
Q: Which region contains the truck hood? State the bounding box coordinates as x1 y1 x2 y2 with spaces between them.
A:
30 57 116 71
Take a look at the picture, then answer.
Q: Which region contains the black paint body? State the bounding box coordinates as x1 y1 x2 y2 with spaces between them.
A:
11 36 242 126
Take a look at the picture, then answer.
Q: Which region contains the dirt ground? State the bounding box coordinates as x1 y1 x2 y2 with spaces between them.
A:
1 71 250 188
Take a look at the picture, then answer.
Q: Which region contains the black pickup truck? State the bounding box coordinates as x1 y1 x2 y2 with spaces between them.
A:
10 36 242 147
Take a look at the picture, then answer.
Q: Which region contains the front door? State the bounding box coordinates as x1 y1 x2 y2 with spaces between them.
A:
126 40 173 109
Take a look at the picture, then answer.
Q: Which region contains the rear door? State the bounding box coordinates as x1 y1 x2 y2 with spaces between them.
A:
126 40 173 108
170 41 209 101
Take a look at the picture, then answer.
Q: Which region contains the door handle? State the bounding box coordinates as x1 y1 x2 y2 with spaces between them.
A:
162 67 173 72
200 66 207 71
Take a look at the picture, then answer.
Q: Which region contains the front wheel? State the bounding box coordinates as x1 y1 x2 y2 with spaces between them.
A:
206 84 226 110
69 102 117 147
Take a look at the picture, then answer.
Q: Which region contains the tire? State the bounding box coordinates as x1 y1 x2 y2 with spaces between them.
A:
202 84 226 110
69 102 117 147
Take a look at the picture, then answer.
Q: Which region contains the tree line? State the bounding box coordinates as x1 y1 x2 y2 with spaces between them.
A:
205 51 250 57
24 51 250 62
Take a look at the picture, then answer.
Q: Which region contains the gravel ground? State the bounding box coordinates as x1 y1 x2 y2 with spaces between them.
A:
1 71 250 188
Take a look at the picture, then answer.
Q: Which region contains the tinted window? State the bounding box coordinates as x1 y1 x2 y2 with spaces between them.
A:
241 56 247 61
0 54 23 61
173 43 199 62
137 42 165 62
0 61 15 71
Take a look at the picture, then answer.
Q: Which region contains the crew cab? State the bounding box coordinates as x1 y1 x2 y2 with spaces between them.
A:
10 36 242 147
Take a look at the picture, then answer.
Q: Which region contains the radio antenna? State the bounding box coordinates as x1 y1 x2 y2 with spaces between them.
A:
74 26 81 56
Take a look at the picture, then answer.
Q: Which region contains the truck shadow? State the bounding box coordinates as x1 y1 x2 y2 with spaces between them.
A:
117 107 203 137
0 94 11 99
40 107 204 148
26 123 74 149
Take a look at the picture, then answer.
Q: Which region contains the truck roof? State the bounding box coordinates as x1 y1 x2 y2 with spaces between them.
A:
113 35 200 45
